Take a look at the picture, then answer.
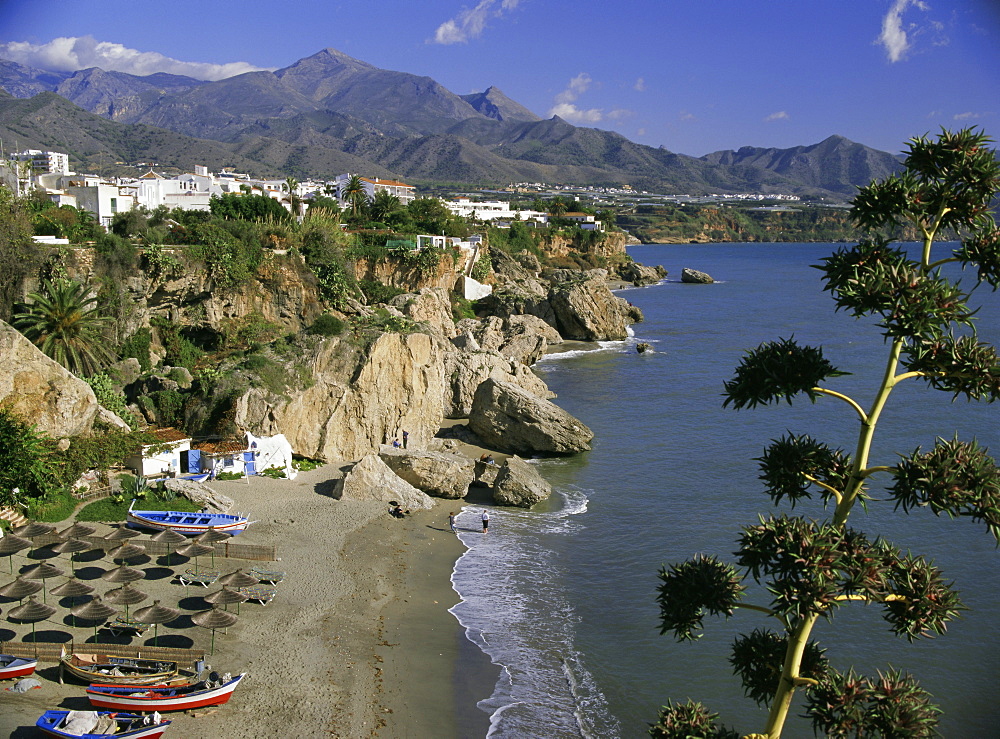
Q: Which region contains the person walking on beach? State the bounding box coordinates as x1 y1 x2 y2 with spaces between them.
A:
449 512 457 533
481 509 490 534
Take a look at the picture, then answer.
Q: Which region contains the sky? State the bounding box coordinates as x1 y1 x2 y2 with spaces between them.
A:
1 0 998 157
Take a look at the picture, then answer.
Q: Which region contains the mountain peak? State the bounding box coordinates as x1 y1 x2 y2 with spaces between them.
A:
460 86 540 123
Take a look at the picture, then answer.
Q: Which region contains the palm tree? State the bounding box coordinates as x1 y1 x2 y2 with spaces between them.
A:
548 196 568 218
282 176 301 216
342 175 369 220
370 190 401 223
13 279 116 377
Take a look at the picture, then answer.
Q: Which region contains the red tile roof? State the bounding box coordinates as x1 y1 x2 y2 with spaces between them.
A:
194 440 247 455
147 428 191 443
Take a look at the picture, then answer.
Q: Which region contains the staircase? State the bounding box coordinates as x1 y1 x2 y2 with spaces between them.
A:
0 506 29 529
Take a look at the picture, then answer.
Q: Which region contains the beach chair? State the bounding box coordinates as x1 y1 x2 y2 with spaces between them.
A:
178 569 220 587
248 566 286 584
106 616 150 637
237 584 277 605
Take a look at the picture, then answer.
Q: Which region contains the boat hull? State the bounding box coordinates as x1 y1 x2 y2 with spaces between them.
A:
87 673 244 712
36 710 170 739
0 655 38 679
61 652 179 685
126 505 249 536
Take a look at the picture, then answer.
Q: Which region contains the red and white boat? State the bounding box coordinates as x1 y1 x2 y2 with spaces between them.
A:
86 672 245 712
36 710 170 739
0 654 38 679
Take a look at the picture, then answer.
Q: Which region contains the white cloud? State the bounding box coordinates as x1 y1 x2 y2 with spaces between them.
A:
607 108 635 121
878 0 929 63
633 77 646 92
953 111 988 120
547 73 603 123
432 0 522 45
679 111 697 122
764 111 789 122
0 36 269 80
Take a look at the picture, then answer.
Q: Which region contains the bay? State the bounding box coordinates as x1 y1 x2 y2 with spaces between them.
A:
452 242 1000 737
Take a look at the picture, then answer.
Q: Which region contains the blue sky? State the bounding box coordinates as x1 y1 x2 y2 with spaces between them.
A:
1 0 998 156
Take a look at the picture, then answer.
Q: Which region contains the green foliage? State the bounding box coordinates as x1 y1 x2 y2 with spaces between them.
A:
653 129 1000 735
648 700 739 739
77 489 201 522
150 316 204 370
0 186 41 321
141 243 182 280
184 223 264 288
85 372 137 429
220 311 282 352
141 389 186 427
359 279 406 305
114 473 150 503
120 327 152 371
33 204 102 242
48 429 160 490
450 293 476 322
13 278 116 377
215 471 244 481
308 313 346 337
0 406 58 505
210 192 291 222
25 488 78 523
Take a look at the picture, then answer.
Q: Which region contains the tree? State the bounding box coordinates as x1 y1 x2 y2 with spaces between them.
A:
282 176 301 217
0 186 40 321
209 192 290 222
0 407 57 506
652 129 1000 737
548 196 568 217
13 278 116 377
342 175 369 221
370 190 402 224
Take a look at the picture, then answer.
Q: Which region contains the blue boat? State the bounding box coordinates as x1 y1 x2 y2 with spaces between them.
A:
126 501 251 536
36 710 171 738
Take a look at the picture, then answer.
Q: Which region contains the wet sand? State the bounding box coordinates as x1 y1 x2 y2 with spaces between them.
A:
1 459 497 738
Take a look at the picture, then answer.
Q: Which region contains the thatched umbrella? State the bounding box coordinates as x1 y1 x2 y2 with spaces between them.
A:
50 538 94 575
204 586 248 615
133 599 181 647
104 527 141 543
151 528 187 565
101 564 146 585
9 595 56 647
195 528 228 568
218 569 259 589
191 605 237 655
0 535 31 574
71 595 117 642
22 562 64 603
104 583 149 620
0 576 43 602
176 542 214 574
13 522 55 540
108 542 147 565
59 522 97 539
51 577 94 611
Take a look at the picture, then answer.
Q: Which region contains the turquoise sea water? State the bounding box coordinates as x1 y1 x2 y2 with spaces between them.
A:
451 243 1000 738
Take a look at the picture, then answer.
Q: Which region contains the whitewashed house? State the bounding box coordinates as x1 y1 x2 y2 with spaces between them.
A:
125 428 192 478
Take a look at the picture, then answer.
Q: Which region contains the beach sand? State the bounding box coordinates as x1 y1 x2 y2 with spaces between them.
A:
1 459 497 738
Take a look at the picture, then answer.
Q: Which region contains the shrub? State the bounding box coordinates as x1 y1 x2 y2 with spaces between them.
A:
308 313 346 337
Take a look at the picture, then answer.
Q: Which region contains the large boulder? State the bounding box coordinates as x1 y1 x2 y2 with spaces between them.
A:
616 261 666 286
492 456 552 507
443 349 553 418
378 447 475 499
456 314 562 365
389 287 457 337
162 478 234 513
547 274 633 341
681 268 714 284
468 378 593 454
333 454 435 510
0 320 100 437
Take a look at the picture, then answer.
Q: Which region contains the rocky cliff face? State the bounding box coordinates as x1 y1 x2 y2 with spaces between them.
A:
0 320 100 437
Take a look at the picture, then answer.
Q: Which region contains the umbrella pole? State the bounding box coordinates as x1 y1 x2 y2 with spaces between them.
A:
210 628 216 655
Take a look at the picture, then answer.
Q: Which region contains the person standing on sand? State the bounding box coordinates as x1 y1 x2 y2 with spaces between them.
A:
481 509 490 534
449 512 457 533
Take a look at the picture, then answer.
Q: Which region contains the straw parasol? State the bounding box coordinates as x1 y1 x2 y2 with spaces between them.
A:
108 542 147 564
151 528 187 565
218 569 259 589
52 578 95 626
133 599 181 646
176 542 214 574
13 522 55 540
101 564 146 585
104 527 141 543
59 522 97 539
103 583 149 620
191 605 237 655
22 561 64 602
0 535 31 574
204 586 248 614
0 576 43 602
50 538 95 574
195 527 229 568
71 595 117 642
9 595 56 646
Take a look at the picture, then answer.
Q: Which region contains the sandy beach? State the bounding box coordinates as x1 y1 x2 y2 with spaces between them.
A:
1 458 496 738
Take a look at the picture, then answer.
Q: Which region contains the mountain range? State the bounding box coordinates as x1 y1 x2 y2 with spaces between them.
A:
0 48 903 199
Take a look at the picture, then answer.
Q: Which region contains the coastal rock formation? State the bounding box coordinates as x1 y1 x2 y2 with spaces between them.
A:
547 273 633 341
389 287 457 338
442 349 553 418
0 320 100 437
163 478 234 513
492 455 553 507
473 459 501 487
616 261 666 286
468 378 593 454
333 453 435 510
681 268 714 284
456 314 563 365
378 447 475 499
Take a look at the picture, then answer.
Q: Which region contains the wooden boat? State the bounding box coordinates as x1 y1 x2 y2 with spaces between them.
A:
60 648 179 685
87 672 245 712
126 501 251 535
36 710 171 739
0 654 37 679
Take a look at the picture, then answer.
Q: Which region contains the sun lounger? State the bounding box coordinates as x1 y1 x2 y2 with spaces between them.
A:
248 567 286 584
237 585 277 605
106 617 150 637
178 569 220 587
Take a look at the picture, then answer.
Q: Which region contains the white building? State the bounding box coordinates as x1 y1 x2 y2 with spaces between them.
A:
334 174 416 206
125 428 192 478
10 149 71 176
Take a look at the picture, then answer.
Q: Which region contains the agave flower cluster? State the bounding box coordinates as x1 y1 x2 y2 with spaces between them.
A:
652 129 1000 738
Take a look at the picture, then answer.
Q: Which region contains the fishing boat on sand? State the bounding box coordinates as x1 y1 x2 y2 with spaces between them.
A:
36 710 171 739
60 648 179 685
87 672 245 711
126 501 251 536
0 654 37 679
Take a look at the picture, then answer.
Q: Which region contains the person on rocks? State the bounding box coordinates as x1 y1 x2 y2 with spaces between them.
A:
481 509 490 534
402 430 409 449
392 438 401 448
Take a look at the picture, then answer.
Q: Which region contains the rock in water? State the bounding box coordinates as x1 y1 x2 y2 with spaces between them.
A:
636 342 652 354
492 456 552 507
468 378 593 454
681 268 714 284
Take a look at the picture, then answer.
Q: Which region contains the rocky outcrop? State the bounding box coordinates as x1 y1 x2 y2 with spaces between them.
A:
473 459 501 487
0 320 100 437
548 273 633 341
442 349 553 418
492 455 552 507
163 478 233 513
456 315 562 365
468 378 593 454
333 454 435 510
378 446 475 499
616 261 666 286
681 268 714 284
389 287 457 338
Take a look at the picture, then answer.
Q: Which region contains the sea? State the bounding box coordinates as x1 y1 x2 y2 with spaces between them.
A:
450 242 1000 738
